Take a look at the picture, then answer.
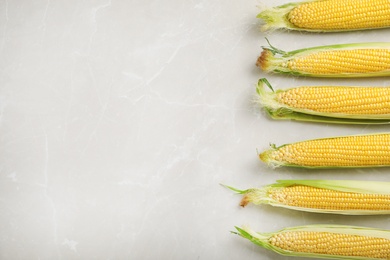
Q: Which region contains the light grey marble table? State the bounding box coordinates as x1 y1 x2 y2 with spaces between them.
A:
1 0 390 259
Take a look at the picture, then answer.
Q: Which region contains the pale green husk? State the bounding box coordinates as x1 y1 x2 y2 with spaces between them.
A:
260 42 390 77
256 2 299 31
233 224 390 259
257 0 390 32
255 78 390 124
259 132 390 169
275 180 390 195
224 180 390 215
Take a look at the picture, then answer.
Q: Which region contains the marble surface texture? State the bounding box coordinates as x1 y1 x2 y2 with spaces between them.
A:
1 0 390 259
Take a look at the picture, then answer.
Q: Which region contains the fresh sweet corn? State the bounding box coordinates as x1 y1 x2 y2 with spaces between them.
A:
257 42 390 78
225 180 390 215
257 0 390 32
234 225 390 259
256 78 390 124
259 133 390 168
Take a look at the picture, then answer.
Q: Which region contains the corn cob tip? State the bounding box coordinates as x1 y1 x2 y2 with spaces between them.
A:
240 196 250 207
256 49 273 71
240 188 270 207
256 4 295 32
255 78 283 116
220 184 258 207
259 150 267 162
259 148 281 168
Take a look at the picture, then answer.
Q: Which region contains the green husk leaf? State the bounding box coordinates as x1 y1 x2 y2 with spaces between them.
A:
275 179 390 195
233 226 285 254
267 110 390 125
234 225 390 259
220 183 248 194
286 42 390 56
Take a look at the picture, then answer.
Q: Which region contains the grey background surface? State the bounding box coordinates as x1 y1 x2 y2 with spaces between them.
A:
1 0 390 259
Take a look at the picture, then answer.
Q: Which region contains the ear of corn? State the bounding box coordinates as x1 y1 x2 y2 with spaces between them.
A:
233 225 390 259
256 78 390 124
259 133 390 168
257 42 390 78
224 180 390 215
257 0 390 32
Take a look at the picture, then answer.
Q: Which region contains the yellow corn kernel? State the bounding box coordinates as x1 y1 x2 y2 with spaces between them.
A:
234 225 390 259
258 42 390 78
260 133 390 168
257 0 390 32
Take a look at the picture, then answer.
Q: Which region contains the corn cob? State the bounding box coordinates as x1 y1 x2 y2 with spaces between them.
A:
259 133 390 168
257 41 390 78
257 0 390 32
233 225 390 259
256 78 390 124
225 180 390 215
